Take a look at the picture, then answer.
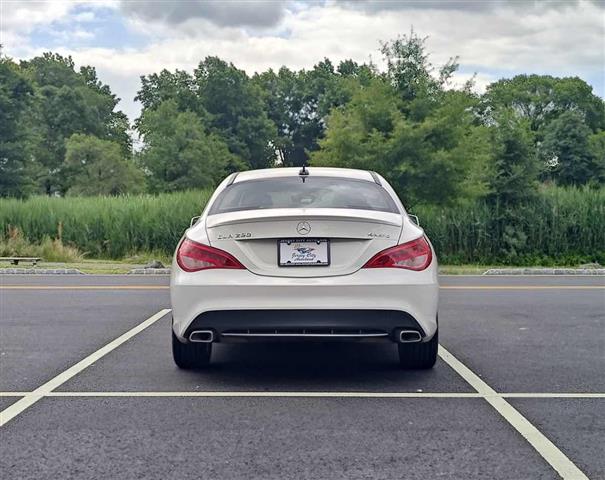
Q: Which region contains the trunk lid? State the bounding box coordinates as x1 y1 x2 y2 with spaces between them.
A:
203 208 403 277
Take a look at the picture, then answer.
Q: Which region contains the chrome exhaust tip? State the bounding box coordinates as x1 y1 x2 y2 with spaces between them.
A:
189 330 214 343
398 330 422 343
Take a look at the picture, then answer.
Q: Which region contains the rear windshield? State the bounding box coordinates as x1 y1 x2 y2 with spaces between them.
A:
208 177 399 215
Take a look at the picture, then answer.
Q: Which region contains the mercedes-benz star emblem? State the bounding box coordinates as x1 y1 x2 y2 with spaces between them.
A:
296 221 311 235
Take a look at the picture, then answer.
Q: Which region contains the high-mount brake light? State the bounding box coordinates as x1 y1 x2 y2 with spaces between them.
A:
362 236 432 271
176 239 245 272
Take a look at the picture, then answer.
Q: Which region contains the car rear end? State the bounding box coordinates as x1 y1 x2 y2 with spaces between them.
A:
170 167 439 368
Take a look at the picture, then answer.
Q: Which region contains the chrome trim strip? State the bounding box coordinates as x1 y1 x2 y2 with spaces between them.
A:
221 332 389 338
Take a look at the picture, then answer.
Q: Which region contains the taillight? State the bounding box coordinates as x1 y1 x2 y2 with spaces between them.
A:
176 239 245 272
363 236 432 271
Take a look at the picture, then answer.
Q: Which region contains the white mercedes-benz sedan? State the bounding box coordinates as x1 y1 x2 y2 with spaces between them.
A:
170 167 439 369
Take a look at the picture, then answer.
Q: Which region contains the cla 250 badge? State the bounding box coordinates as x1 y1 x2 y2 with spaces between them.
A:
368 232 391 238
217 232 252 240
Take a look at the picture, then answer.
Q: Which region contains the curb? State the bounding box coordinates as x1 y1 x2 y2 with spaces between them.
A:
128 268 171 275
0 268 85 275
483 268 605 275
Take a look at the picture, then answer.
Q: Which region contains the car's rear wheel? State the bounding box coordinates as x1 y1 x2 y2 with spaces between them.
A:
398 329 438 369
172 330 212 369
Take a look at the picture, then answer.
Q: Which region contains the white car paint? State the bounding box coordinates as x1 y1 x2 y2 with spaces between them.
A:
171 167 439 343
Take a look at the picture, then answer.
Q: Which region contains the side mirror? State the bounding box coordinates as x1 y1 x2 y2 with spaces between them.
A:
408 214 420 226
190 216 201 228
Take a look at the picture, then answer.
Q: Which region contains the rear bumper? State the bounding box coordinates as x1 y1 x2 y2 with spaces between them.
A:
183 309 425 343
170 265 439 343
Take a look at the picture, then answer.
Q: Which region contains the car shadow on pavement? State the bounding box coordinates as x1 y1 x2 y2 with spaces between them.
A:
178 342 452 391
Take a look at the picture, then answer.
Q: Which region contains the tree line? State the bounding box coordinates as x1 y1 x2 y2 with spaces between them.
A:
1 32 604 208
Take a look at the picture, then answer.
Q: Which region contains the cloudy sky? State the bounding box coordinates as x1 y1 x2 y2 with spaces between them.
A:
1 0 603 121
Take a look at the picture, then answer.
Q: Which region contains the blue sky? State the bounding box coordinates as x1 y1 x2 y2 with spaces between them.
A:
26 4 148 51
2 0 603 121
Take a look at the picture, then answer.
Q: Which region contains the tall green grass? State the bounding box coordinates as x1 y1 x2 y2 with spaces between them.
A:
415 186 605 265
0 190 212 258
0 187 603 264
0 226 83 262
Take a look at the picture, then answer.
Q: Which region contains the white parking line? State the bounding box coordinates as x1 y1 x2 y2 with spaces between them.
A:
438 346 589 480
0 391 603 398
0 309 171 427
502 393 605 399
0 308 596 479
1 391 484 398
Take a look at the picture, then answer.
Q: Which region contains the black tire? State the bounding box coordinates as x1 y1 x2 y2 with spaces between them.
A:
398 329 438 369
172 330 212 369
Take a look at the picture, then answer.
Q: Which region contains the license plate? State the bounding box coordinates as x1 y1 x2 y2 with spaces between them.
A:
278 238 330 266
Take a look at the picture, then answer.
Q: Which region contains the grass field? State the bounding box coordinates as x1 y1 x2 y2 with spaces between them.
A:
414 186 605 265
1 186 603 265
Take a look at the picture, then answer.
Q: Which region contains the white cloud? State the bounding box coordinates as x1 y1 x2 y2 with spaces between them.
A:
2 0 602 122
72 11 97 23
119 0 288 28
1 0 73 32
0 1 118 57
1 0 72 55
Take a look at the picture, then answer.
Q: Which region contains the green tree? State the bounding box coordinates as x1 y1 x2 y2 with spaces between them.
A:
487 110 538 205
64 134 143 196
312 32 490 206
137 100 239 192
79 65 132 156
254 60 370 167
20 53 131 194
380 31 459 121
485 111 540 260
483 75 605 133
336 59 376 82
541 111 603 185
310 79 398 171
482 75 604 186
253 67 297 165
390 91 491 205
136 57 373 170
0 57 37 197
312 80 490 206
588 131 605 184
194 57 276 169
135 69 200 123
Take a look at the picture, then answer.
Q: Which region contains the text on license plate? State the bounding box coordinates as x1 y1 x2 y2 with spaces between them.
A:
278 238 330 266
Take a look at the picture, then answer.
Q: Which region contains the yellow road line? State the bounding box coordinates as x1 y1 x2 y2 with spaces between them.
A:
0 285 169 290
1 285 603 290
440 285 604 290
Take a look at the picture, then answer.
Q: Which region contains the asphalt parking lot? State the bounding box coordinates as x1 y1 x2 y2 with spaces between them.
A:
0 274 603 479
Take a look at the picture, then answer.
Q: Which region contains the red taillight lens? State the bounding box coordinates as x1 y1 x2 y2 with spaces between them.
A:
363 236 433 271
176 239 245 272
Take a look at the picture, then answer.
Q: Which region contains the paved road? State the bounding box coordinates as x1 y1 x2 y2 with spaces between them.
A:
0 274 603 479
